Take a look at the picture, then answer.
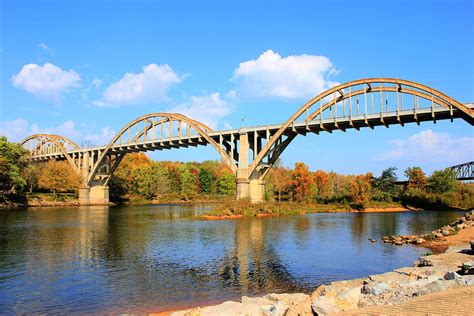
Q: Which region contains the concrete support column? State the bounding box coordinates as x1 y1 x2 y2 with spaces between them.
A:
89 185 109 205
78 187 90 205
249 178 265 203
236 130 250 200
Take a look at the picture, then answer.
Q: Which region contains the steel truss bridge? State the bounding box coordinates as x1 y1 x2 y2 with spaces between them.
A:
449 161 474 181
20 78 474 205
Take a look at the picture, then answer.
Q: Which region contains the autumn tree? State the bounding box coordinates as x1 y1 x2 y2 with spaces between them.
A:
313 170 329 201
267 165 292 201
289 162 314 202
350 173 372 210
38 160 81 195
405 167 426 193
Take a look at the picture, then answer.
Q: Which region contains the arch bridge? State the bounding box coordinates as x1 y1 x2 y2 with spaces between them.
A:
20 78 474 205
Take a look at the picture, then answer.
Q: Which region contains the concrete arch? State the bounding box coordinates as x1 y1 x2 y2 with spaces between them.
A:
248 78 474 178
20 134 80 173
87 112 236 185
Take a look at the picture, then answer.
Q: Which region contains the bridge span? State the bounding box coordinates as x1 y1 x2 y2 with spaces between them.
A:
20 78 474 205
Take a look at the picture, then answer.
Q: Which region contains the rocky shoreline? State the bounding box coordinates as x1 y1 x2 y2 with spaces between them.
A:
167 212 474 316
382 210 474 247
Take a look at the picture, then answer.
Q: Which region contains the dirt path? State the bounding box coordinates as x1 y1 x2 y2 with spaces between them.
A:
336 285 474 315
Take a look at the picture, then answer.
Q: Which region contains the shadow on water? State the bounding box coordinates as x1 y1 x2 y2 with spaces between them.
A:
0 205 466 313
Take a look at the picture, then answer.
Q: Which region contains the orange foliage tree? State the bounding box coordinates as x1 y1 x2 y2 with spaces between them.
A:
405 167 427 193
313 170 329 200
267 165 292 201
290 162 314 202
350 173 372 210
38 160 82 195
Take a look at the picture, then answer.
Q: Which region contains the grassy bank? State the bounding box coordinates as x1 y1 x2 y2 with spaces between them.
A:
200 200 409 218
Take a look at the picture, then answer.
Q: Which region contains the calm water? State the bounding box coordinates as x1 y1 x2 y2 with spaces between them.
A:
0 205 465 313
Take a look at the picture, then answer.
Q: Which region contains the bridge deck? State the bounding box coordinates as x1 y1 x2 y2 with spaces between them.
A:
28 106 470 161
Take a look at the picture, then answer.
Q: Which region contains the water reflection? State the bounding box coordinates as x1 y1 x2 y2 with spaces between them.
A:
0 206 465 314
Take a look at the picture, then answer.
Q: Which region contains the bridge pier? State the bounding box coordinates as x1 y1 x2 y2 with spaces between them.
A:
78 185 109 205
236 130 265 203
78 187 90 205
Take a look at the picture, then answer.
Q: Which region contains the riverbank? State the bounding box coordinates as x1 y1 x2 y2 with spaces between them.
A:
164 212 474 316
382 210 474 253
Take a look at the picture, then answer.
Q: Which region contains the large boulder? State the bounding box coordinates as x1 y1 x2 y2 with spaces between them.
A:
311 296 340 316
334 286 361 310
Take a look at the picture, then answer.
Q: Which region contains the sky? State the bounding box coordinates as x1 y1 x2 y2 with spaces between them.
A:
0 0 473 178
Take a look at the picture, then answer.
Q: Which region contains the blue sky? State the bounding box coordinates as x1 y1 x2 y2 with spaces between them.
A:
1 0 473 178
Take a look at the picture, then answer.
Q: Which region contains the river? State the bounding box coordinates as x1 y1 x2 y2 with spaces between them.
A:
0 205 465 313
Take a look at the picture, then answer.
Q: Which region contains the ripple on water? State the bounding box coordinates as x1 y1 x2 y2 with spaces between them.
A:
0 206 466 313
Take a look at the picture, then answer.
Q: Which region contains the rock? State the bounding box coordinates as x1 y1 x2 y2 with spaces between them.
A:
367 283 389 295
415 258 433 267
335 286 361 310
460 275 474 286
394 239 404 246
286 297 313 316
470 241 474 251
418 279 457 295
260 301 289 316
360 283 370 295
198 301 266 316
241 296 274 305
433 232 444 238
264 293 309 305
311 296 340 316
442 229 451 236
416 238 426 244
444 271 461 281
456 223 466 230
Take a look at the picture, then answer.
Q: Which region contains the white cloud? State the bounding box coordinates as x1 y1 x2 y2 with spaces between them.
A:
378 129 474 165
38 43 54 54
170 92 234 129
11 63 80 102
83 126 116 146
0 119 30 142
95 64 181 106
30 120 81 140
233 50 338 100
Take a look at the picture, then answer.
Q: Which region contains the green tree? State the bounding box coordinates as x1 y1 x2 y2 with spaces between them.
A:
216 171 236 195
0 137 29 197
198 167 214 194
150 162 170 198
427 169 457 194
23 165 40 193
166 163 182 193
372 167 399 201
179 164 197 198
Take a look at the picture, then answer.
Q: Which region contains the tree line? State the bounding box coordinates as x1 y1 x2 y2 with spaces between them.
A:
265 162 473 210
1 136 472 210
